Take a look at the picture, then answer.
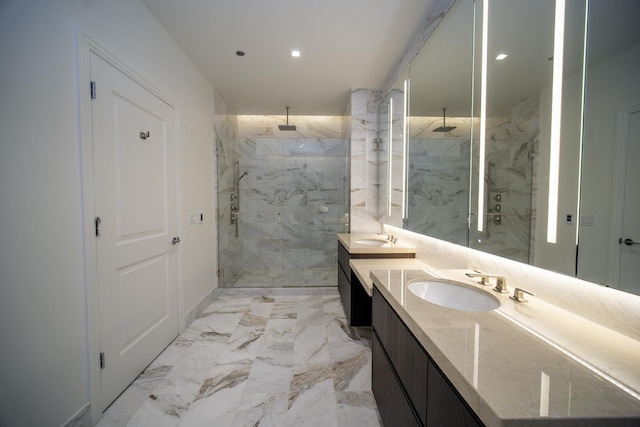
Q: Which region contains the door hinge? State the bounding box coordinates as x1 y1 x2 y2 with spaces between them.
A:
95 216 102 237
90 81 96 99
100 352 105 369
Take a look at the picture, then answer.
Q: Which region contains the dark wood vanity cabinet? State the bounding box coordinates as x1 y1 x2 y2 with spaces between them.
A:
372 333 421 427
372 287 483 427
337 241 414 327
426 359 482 427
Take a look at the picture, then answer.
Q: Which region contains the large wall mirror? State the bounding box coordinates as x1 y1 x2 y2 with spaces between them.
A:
383 0 640 296
405 0 474 246
577 0 640 294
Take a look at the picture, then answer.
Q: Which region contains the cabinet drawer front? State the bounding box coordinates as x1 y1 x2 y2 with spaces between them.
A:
427 359 483 427
338 263 351 321
373 333 421 427
373 288 428 425
338 242 351 275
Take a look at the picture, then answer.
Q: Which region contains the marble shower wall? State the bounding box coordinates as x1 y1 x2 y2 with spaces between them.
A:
214 92 242 288
350 89 384 233
469 96 539 264
235 116 349 277
406 116 473 245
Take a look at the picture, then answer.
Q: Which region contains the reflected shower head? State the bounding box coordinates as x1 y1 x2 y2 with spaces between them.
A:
278 106 297 131
433 108 457 132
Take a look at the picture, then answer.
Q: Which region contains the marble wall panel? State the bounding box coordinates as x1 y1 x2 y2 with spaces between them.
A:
237 115 343 139
469 96 538 264
233 126 348 277
214 92 242 287
407 138 470 245
350 89 384 233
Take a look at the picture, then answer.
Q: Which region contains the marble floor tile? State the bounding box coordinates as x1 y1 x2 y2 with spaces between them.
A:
97 288 382 427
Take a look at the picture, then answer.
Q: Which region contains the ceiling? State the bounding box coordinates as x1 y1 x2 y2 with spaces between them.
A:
141 0 438 116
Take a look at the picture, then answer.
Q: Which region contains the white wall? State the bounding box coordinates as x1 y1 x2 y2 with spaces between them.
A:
533 74 583 276
578 44 640 285
0 1 216 425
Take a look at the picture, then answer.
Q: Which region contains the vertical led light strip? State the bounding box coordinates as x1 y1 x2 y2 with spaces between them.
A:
477 0 489 232
574 0 589 249
473 323 480 388
402 79 409 221
388 98 393 217
540 372 551 416
547 0 566 243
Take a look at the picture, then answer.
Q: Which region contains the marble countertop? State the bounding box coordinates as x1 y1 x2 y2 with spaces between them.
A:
337 233 416 255
370 268 640 427
349 258 430 297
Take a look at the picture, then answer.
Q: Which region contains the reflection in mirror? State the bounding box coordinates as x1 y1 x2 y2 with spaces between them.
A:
470 0 585 272
382 69 408 229
469 0 555 265
405 0 474 246
402 0 588 276
577 0 640 295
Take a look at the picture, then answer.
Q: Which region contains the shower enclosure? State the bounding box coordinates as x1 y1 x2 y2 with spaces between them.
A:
217 132 349 288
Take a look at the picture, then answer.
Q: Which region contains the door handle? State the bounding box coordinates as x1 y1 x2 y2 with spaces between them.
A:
171 236 181 245
619 238 639 246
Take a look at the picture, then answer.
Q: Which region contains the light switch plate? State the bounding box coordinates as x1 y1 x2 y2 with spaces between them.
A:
188 213 198 225
580 215 598 226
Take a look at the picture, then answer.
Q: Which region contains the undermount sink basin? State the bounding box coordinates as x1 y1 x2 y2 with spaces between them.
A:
408 279 500 312
353 238 388 246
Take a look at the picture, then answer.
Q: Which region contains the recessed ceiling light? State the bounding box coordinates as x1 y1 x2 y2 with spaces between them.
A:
291 50 301 58
495 53 508 60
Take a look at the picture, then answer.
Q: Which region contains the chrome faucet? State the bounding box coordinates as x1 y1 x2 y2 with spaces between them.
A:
465 271 508 293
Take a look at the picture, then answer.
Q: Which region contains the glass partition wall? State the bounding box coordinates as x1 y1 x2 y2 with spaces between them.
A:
217 130 349 288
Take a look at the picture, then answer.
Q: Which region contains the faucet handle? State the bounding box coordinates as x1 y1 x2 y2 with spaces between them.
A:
493 276 508 294
510 287 536 303
465 271 490 286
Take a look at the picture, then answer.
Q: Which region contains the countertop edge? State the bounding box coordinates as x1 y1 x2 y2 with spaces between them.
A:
337 233 417 254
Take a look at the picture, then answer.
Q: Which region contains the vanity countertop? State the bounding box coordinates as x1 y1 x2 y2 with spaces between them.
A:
349 258 430 297
371 268 640 427
337 233 416 255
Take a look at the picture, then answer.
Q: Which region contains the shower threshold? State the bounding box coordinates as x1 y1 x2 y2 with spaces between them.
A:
226 268 337 288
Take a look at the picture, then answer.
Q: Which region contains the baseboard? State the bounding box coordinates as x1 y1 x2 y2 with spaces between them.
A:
62 402 91 427
184 287 219 327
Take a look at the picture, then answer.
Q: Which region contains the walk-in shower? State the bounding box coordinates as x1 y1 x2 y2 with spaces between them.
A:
217 127 349 288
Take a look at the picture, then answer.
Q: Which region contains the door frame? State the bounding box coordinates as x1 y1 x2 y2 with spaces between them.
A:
608 100 640 288
77 32 184 424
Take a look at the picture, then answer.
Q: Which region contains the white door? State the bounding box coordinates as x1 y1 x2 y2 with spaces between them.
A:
90 53 179 410
619 110 640 294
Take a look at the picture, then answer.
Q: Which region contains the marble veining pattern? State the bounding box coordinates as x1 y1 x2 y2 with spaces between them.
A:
215 92 243 288
350 89 385 233
469 95 538 264
217 112 349 288
407 137 470 246
96 289 380 427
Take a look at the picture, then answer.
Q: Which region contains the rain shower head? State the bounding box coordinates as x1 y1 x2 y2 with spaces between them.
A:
433 108 457 132
278 106 297 131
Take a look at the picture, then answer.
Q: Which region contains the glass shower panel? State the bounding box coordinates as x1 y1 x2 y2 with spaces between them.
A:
217 134 349 288
234 137 285 287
